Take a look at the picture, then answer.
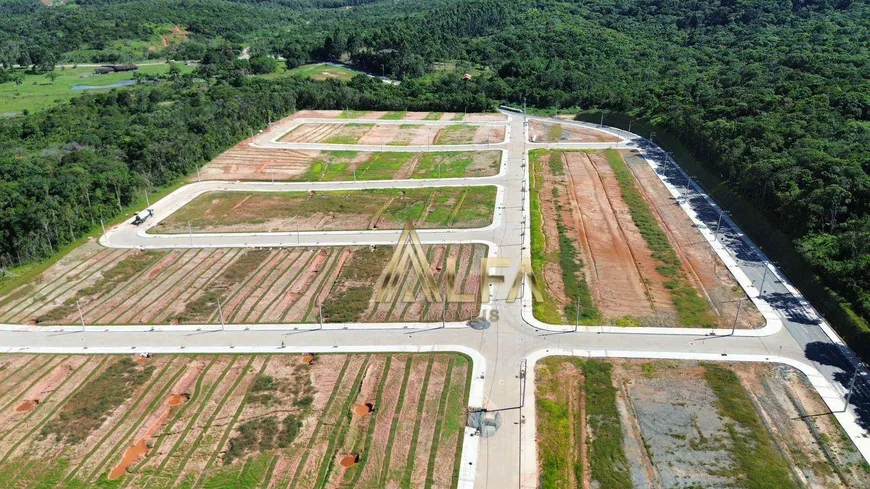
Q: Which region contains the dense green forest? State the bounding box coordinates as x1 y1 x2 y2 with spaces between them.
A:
0 0 868 345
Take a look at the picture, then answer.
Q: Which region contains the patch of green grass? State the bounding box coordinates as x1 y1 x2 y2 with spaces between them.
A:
322 285 374 322
703 363 799 489
603 149 715 327
536 358 578 489
381 111 406 120
338 110 367 119
584 359 632 489
290 63 360 81
433 125 476 145
424 112 443 120
548 124 564 141
41 358 154 445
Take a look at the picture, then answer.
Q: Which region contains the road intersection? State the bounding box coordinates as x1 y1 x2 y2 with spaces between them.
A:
2 111 869 488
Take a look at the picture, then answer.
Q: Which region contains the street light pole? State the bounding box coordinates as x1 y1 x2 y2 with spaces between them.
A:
442 294 446 329
217 297 225 330
575 296 579 333
845 370 859 408
759 263 770 296
714 212 724 239
319 302 323 329
731 298 744 335
188 221 193 247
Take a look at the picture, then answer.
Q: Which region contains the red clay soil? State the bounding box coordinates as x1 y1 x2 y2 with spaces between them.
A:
557 151 673 319
339 454 358 468
353 403 373 417
15 400 37 412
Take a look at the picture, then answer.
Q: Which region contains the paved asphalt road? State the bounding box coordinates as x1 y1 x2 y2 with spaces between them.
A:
3 112 869 488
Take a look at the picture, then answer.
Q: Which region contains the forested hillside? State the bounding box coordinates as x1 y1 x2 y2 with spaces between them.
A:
1 0 868 338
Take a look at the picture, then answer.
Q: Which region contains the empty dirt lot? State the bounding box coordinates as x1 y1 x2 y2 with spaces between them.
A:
0 242 486 325
0 353 471 488
280 122 505 146
154 186 497 233
530 149 761 328
198 143 501 182
536 357 870 489
528 120 619 143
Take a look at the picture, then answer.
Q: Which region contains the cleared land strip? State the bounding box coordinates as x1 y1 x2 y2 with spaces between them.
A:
535 358 870 489
279 122 505 146
0 244 486 326
199 147 502 182
529 148 761 328
153 186 497 234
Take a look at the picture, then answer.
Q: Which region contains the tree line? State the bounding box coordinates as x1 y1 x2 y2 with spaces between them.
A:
1 0 869 343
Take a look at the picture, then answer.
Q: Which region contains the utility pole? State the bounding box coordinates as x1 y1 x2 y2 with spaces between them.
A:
318 301 324 329
217 297 225 330
100 217 106 236
196 164 202 182
296 224 300 245
144 189 150 208
353 163 356 182
599 112 604 127
628 120 633 134
76 299 86 331
188 221 193 247
731 297 745 335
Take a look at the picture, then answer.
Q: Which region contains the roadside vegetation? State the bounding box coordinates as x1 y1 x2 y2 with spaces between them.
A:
703 363 799 489
529 150 599 324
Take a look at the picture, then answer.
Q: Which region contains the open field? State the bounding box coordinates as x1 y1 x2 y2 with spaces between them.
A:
279 123 505 146
259 62 364 82
0 64 193 115
0 352 471 488
529 149 762 328
527 120 619 143
0 242 486 325
155 186 497 234
536 357 870 489
198 143 501 182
